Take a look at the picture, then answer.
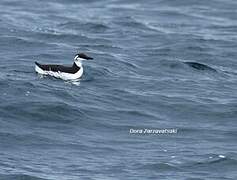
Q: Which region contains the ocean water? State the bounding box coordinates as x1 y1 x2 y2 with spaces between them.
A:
0 0 237 179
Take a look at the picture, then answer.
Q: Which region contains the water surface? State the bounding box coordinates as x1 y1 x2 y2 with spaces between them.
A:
0 0 237 179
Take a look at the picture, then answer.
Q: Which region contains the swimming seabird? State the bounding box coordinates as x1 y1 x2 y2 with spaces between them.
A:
35 53 93 80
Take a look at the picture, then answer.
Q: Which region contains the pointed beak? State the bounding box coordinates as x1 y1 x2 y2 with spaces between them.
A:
87 57 93 60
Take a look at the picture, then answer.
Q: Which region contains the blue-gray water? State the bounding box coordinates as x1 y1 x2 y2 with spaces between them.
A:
0 0 237 179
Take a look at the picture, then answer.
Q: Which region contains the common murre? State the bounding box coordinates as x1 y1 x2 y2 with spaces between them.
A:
35 53 93 80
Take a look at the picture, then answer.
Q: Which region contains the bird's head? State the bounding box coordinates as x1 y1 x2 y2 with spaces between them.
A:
74 53 93 61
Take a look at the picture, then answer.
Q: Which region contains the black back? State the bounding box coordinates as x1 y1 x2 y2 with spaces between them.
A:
35 62 80 74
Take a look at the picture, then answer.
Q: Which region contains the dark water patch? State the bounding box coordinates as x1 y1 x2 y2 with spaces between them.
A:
184 62 217 72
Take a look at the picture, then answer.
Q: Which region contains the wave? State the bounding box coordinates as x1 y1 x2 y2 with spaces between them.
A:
0 131 59 145
58 21 110 33
0 36 52 49
182 156 237 172
33 32 92 44
1 101 87 123
136 162 180 171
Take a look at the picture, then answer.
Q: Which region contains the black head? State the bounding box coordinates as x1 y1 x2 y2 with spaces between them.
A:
74 53 93 61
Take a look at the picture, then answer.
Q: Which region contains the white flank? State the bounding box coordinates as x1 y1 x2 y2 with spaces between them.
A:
35 64 83 80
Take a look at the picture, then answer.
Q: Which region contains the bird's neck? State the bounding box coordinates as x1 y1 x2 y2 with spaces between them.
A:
74 61 82 68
